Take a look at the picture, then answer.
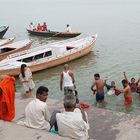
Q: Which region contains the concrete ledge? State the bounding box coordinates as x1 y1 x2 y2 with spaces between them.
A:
87 107 140 140
1 98 140 140
0 121 71 140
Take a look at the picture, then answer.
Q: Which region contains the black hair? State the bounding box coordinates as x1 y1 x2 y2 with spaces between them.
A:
36 86 49 95
94 73 100 78
131 78 135 81
20 64 27 78
111 81 115 84
122 79 128 84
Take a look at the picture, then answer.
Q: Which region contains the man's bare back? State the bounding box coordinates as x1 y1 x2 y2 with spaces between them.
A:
91 73 105 102
95 79 105 93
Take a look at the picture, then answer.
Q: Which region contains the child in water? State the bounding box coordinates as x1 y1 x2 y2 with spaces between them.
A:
105 80 121 96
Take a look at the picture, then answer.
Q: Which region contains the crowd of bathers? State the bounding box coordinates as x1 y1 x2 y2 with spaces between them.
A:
91 72 140 105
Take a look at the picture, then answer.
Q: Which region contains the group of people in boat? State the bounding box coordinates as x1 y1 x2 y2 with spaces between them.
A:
0 63 140 139
29 22 48 31
29 22 72 32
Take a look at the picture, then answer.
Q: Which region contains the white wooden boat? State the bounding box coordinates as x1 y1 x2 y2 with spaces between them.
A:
0 34 97 76
0 37 15 46
0 39 32 61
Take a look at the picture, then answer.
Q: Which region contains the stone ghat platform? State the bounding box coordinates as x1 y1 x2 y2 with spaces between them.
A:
0 98 140 140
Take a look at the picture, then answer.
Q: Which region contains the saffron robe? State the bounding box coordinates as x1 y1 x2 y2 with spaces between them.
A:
0 76 16 121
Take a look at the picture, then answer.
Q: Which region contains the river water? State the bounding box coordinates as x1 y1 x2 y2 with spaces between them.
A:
0 0 140 115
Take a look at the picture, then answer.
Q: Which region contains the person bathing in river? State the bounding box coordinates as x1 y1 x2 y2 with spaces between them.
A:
105 80 121 96
91 73 105 103
116 79 132 105
123 72 140 97
105 80 116 95
105 80 116 90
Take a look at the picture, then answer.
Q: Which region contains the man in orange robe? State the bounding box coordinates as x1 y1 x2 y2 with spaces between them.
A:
0 75 16 121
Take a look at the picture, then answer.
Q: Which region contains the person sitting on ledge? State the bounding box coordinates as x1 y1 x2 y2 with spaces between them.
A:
18 86 59 131
56 94 89 139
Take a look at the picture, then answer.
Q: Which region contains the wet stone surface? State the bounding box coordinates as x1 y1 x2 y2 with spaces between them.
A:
86 107 140 140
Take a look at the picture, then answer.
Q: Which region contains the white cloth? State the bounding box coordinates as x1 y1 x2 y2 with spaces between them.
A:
29 24 35 30
66 26 72 32
56 108 89 140
18 99 51 130
63 71 73 87
107 89 115 96
19 68 35 92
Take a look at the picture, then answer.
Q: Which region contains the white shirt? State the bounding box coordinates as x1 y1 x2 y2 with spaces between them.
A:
56 108 89 140
23 99 50 130
63 71 73 87
66 26 72 32
29 24 35 30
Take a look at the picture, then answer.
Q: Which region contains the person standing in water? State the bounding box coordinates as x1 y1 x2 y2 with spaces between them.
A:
117 79 132 105
91 73 105 102
19 64 35 97
60 64 75 96
123 72 140 98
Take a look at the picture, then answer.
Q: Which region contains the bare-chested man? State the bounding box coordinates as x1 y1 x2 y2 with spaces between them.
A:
124 72 140 98
91 73 105 102
120 79 132 105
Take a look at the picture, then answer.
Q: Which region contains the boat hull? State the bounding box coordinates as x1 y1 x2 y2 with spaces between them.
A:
27 29 81 38
0 26 9 39
0 37 15 46
0 40 95 76
0 41 32 61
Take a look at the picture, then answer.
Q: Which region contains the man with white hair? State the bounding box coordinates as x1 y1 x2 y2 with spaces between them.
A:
56 94 89 139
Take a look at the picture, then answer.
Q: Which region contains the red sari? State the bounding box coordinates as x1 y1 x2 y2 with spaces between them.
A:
0 76 16 121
